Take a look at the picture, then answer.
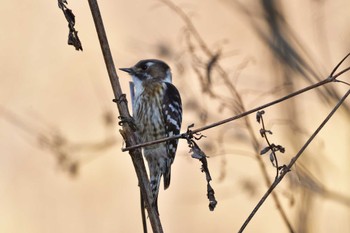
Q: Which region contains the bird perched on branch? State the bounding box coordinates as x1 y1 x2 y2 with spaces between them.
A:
120 59 182 213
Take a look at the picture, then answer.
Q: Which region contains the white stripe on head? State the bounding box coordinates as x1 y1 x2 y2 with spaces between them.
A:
164 69 172 83
146 61 155 67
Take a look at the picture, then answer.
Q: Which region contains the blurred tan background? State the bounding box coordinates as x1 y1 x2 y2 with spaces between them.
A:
1 0 350 232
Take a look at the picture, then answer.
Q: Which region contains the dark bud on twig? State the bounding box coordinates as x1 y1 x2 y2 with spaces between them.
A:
190 143 207 160
259 128 272 137
259 129 265 138
58 0 83 51
68 30 83 51
188 141 218 211
58 0 67 9
184 124 218 211
59 4 75 25
260 146 270 155
275 145 285 153
269 152 276 166
269 144 286 154
278 165 290 173
207 183 217 211
256 110 265 123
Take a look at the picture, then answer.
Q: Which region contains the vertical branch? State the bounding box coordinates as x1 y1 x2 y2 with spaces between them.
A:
86 0 163 232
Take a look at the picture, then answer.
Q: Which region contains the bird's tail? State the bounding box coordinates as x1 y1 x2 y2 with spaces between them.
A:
149 171 161 214
148 157 172 214
163 166 171 190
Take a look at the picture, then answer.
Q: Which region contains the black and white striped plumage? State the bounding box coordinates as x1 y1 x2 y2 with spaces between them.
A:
120 59 182 212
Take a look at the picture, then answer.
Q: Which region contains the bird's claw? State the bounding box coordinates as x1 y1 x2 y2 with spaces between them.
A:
118 115 137 131
113 94 128 105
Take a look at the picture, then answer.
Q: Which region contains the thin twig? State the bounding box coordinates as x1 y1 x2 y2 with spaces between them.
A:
258 111 281 180
86 0 163 232
238 88 350 232
122 74 337 152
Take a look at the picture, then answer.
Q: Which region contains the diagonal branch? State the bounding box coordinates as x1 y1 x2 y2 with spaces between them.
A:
86 0 163 232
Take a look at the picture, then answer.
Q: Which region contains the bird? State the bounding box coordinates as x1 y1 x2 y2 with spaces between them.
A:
119 59 182 213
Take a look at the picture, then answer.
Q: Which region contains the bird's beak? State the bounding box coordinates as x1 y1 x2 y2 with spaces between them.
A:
119 67 134 75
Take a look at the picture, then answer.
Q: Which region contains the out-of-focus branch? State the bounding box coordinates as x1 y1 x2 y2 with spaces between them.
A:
86 0 163 232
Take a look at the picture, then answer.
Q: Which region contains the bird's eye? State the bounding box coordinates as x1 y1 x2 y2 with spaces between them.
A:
140 64 148 70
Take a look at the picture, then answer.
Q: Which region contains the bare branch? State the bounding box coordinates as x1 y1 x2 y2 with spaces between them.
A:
86 0 163 232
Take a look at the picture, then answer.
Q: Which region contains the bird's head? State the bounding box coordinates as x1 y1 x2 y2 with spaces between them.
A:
119 59 172 85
